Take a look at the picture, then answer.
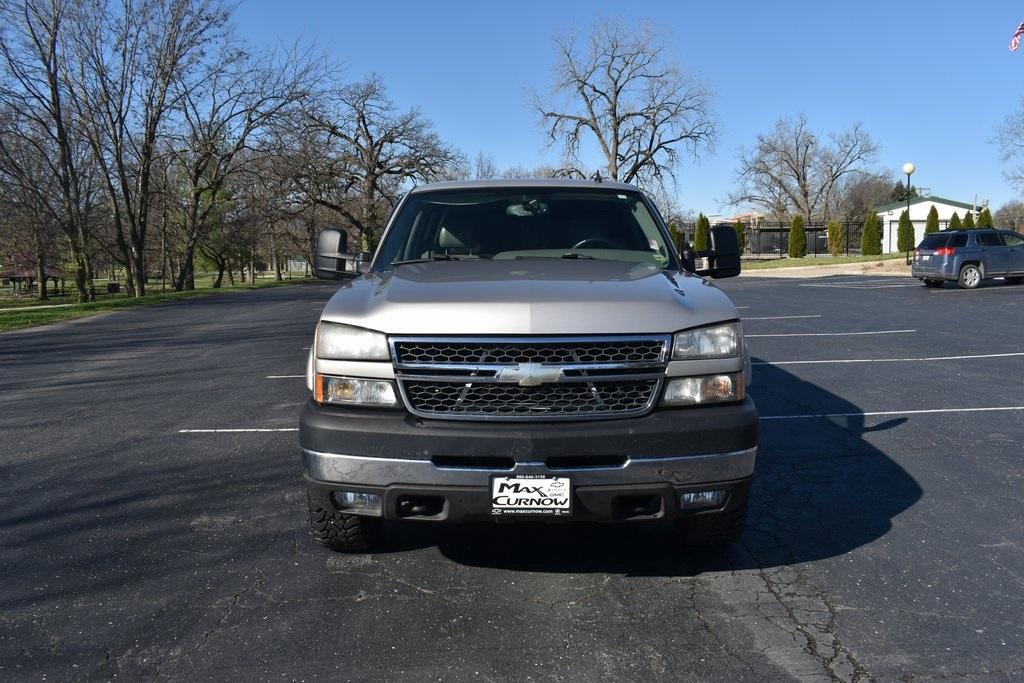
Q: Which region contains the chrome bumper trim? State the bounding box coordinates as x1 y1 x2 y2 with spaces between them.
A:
302 447 757 487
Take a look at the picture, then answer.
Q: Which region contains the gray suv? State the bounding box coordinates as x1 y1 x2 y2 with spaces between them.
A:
913 229 1024 288
301 179 755 552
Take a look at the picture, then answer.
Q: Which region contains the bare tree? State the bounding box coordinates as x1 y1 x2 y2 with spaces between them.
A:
166 43 322 290
730 114 878 222
297 74 463 249
0 0 97 300
473 151 498 179
532 20 716 188
831 172 894 223
67 0 231 296
995 200 1024 231
995 105 1024 193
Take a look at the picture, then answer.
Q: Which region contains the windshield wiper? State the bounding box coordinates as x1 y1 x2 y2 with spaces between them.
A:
391 254 462 266
559 252 595 260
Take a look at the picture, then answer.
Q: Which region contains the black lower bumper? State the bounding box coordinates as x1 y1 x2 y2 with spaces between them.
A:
300 398 758 523
299 397 758 461
305 474 752 523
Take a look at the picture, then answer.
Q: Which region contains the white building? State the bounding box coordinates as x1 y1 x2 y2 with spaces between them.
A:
875 196 980 254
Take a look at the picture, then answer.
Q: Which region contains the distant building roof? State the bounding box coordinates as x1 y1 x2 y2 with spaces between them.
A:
874 195 977 213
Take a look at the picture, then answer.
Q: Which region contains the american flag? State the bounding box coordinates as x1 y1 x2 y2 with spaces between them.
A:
1011 22 1024 51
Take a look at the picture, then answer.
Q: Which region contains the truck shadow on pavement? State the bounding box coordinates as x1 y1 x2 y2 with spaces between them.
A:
392 361 923 575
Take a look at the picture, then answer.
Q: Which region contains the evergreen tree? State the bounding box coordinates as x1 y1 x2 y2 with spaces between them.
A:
977 207 993 228
925 205 939 234
949 212 962 230
890 181 919 202
826 219 845 257
861 213 881 255
788 215 807 258
962 211 975 229
897 209 915 256
733 219 746 254
694 213 710 251
668 221 682 251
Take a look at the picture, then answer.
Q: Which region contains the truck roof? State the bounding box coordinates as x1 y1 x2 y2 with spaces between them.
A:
408 177 641 194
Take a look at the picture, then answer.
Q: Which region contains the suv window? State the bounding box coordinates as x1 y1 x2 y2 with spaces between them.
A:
1001 231 1024 246
950 233 968 248
977 232 1004 247
918 233 950 249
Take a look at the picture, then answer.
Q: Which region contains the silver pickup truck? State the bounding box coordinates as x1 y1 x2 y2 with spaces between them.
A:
301 178 757 551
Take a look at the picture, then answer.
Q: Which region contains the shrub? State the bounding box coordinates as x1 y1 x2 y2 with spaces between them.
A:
694 213 710 251
977 207 993 228
861 213 881 255
963 211 975 228
733 219 746 254
897 209 914 254
949 212 962 230
925 206 939 234
788 215 807 258
826 220 845 257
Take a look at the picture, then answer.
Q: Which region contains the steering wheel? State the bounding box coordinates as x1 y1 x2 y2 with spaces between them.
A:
572 238 618 250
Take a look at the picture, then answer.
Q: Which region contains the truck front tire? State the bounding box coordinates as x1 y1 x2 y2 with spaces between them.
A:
308 496 380 552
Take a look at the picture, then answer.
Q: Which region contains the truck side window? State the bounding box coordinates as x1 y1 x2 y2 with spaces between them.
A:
950 234 968 248
977 233 1003 247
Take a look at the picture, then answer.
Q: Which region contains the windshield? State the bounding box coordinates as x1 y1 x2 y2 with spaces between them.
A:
374 188 676 270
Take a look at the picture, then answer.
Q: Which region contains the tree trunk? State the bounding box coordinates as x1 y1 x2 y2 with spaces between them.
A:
271 230 282 281
212 259 225 288
34 231 48 301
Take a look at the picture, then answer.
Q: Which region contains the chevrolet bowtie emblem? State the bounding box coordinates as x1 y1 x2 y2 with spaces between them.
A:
496 362 564 387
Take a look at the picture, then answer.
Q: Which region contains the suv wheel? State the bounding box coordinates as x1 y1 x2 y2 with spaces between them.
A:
308 495 381 552
676 494 748 546
958 264 982 289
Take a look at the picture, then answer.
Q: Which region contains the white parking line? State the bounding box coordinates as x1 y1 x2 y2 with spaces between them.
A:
267 375 304 379
762 406 1024 420
743 314 822 320
754 352 1024 366
178 428 299 433
746 329 915 338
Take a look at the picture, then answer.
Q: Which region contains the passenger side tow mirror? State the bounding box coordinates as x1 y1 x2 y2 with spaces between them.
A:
694 225 742 279
313 228 350 280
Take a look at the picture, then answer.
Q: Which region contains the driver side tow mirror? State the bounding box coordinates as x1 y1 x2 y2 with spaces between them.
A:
694 224 742 279
313 229 369 279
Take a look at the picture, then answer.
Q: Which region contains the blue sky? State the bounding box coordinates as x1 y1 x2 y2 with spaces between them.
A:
235 0 1024 214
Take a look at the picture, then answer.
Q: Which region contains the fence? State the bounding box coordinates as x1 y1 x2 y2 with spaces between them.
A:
674 221 866 259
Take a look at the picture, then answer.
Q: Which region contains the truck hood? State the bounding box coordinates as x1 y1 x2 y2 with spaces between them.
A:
319 260 739 335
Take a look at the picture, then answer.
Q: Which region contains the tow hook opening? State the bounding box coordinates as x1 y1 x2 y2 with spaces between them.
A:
397 494 446 518
613 494 663 519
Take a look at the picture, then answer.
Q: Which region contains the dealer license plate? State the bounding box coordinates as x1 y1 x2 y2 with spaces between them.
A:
490 474 572 517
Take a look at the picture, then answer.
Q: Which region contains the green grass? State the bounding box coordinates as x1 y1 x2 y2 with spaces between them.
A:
742 253 907 270
0 277 314 332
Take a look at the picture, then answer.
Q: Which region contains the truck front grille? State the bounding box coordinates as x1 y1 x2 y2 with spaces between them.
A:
391 336 669 422
403 379 659 418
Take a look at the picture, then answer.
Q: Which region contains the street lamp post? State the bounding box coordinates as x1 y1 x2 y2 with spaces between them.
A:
902 162 915 263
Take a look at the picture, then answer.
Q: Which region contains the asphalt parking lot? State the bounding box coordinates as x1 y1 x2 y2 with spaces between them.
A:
2 273 1023 681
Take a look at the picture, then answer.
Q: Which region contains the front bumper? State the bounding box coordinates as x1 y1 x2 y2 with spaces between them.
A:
300 398 758 522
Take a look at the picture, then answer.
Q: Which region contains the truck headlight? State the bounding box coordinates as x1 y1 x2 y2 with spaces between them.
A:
672 322 742 360
316 322 390 360
315 375 399 407
661 373 744 406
